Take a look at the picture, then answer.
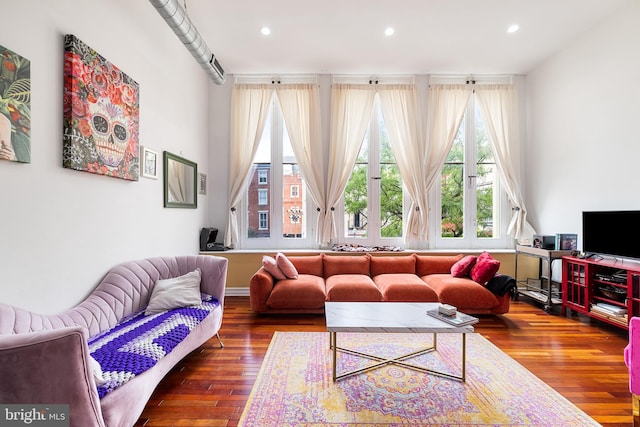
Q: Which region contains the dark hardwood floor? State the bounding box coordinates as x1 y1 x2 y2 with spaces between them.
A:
135 297 632 427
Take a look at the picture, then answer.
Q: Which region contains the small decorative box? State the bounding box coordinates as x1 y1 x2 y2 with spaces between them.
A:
438 304 457 316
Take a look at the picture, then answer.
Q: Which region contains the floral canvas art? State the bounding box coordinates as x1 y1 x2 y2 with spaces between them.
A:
0 45 30 163
63 34 139 180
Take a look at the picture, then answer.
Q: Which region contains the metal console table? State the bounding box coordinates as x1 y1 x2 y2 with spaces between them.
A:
514 245 572 312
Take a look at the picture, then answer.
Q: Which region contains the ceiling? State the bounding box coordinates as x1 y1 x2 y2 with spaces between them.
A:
182 0 631 77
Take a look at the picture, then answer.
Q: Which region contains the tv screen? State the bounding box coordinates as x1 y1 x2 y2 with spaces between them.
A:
582 210 640 259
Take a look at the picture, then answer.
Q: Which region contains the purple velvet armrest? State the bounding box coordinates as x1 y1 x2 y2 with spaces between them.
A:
189 255 228 301
0 326 105 427
625 317 640 394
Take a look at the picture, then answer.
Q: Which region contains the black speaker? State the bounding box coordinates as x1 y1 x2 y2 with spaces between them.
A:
199 228 218 251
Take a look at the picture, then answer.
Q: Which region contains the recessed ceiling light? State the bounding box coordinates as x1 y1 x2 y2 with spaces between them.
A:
507 24 520 33
384 27 395 37
261 26 271 36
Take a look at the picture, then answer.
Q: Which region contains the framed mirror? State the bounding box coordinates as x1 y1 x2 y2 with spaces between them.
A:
163 151 198 208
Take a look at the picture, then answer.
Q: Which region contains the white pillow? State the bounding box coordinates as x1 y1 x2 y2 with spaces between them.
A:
262 255 286 280
276 252 298 279
145 268 202 315
88 355 107 386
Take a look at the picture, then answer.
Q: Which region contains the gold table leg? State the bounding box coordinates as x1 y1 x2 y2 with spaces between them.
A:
330 332 467 382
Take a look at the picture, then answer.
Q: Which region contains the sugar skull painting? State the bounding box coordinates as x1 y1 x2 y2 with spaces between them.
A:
63 34 139 180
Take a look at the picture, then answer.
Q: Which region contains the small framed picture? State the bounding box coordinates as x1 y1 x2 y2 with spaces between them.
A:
141 146 158 179
199 172 207 195
556 233 578 250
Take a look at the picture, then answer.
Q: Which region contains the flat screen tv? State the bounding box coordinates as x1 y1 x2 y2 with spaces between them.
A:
582 210 640 260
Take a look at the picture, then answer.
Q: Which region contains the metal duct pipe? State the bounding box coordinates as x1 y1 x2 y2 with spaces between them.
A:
149 0 226 85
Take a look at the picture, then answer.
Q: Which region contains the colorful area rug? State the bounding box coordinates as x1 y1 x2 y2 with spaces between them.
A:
238 332 600 426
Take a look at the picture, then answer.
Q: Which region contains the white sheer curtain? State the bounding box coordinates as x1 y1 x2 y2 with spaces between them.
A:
320 84 376 245
377 84 473 242
421 84 474 239
475 84 535 243
377 84 429 240
225 84 273 247
275 84 326 244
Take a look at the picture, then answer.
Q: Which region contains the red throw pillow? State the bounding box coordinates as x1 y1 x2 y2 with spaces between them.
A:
450 255 477 278
276 252 299 279
476 251 492 262
262 256 286 280
470 252 500 285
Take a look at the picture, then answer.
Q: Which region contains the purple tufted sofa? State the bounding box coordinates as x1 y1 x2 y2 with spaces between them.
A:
0 255 228 427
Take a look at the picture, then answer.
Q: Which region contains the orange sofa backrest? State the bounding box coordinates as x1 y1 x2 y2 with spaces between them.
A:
323 254 370 278
413 254 464 276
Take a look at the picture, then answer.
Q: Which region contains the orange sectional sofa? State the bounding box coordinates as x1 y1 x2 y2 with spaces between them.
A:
249 253 511 315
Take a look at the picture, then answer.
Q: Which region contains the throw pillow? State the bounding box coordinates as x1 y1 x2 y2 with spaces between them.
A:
88 355 107 386
476 251 492 263
276 252 298 279
470 252 501 285
262 256 286 280
451 255 477 278
145 268 202 315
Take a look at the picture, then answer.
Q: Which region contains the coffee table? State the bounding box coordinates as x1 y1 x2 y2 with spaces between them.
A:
325 302 475 382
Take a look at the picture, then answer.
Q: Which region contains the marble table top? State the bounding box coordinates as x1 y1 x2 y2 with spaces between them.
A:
325 302 475 334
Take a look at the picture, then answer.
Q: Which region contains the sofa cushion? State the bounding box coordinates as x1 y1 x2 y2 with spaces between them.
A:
323 255 370 278
451 255 477 278
370 255 415 276
266 274 327 310
422 274 499 309
145 268 202 315
262 256 286 280
326 274 382 301
276 252 298 279
373 274 438 302
414 254 464 276
470 252 501 285
288 254 324 277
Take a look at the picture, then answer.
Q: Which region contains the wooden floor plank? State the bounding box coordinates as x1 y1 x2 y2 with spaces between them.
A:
134 297 631 427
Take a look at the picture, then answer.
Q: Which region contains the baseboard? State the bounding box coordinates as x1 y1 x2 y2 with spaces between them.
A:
225 287 250 297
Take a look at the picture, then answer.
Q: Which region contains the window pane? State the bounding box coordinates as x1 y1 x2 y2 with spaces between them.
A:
380 164 402 237
258 211 268 230
441 119 465 238
282 127 306 239
283 164 305 238
248 165 270 238
247 109 272 239
475 106 494 238
254 111 272 163
258 189 268 205
344 160 368 239
476 164 494 237
379 121 402 238
379 114 394 164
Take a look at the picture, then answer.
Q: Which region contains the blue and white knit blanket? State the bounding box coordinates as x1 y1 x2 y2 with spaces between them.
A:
88 294 219 398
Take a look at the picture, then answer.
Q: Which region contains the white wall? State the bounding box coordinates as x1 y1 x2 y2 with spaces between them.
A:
525 1 640 245
0 0 211 313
